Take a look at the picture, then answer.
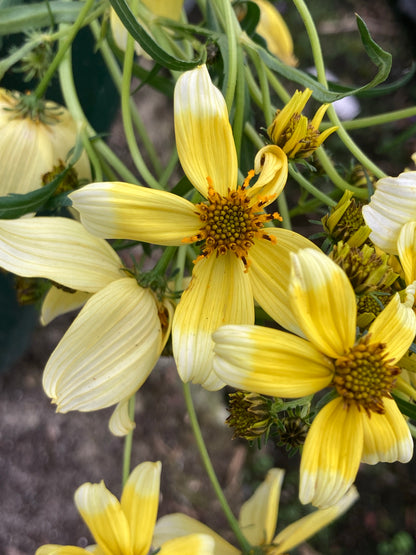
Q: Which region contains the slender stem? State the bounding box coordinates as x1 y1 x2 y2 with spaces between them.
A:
34 0 96 99
232 50 246 163
122 395 136 487
246 47 272 127
289 164 336 207
215 0 238 112
277 191 292 230
182 382 252 553
320 106 416 131
316 148 369 199
159 148 179 189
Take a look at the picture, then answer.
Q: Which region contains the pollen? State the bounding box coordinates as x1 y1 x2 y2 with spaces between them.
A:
183 172 281 267
333 334 400 415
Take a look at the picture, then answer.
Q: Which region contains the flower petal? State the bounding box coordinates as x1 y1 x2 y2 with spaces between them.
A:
213 324 333 397
43 278 162 412
239 468 284 545
290 249 356 359
70 182 200 244
173 252 254 390
397 221 416 284
153 514 238 555
35 547 89 555
361 397 413 464
108 398 136 437
369 285 416 364
74 481 131 555
158 535 215 555
248 229 319 335
250 145 288 203
300 397 363 508
273 487 359 553
121 461 161 555
41 286 90 325
0 217 122 292
174 65 238 197
362 171 416 254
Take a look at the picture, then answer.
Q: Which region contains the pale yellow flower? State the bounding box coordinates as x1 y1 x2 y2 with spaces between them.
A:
213 248 416 507
70 64 318 390
0 217 171 435
153 467 358 553
0 88 90 196
36 461 215 555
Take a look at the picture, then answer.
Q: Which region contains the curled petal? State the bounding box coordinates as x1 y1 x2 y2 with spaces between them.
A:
397 221 416 284
109 398 136 437
41 287 90 325
250 145 288 203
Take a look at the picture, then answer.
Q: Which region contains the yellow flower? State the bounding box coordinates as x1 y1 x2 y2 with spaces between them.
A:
267 88 338 159
153 467 358 553
213 248 416 507
0 217 171 435
35 461 215 555
70 64 317 390
0 89 90 196
252 0 298 66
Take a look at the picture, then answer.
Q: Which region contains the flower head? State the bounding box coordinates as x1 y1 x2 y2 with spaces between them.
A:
69 64 317 390
267 88 338 159
153 467 358 554
0 89 90 196
0 217 171 435
213 248 416 507
36 461 215 555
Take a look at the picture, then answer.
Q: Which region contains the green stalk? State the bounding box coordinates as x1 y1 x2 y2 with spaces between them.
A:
182 383 252 553
232 49 246 163
246 47 272 127
316 148 369 199
214 0 238 112
320 106 416 131
122 395 136 487
289 164 336 207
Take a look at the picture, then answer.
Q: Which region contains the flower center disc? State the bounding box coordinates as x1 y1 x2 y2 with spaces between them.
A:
333 334 399 414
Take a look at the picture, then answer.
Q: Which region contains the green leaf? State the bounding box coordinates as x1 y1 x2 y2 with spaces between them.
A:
392 394 416 421
0 2 85 35
234 0 261 37
109 0 204 70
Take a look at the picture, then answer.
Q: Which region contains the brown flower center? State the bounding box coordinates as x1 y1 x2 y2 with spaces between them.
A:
333 334 399 414
183 172 281 268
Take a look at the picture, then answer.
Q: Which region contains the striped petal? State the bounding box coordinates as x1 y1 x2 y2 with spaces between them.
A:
239 468 284 546
397 221 416 284
362 171 416 254
74 482 132 555
70 182 200 245
173 252 254 390
158 535 215 555
174 64 237 197
41 287 90 325
250 145 288 203
369 285 416 364
0 217 122 292
109 398 136 437
361 397 413 464
273 487 359 554
43 278 162 412
153 514 238 555
300 397 363 508
290 249 356 359
248 229 319 335
121 461 161 555
213 325 333 397
35 547 89 555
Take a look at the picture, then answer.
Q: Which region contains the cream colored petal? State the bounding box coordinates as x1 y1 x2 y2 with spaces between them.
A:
121 461 161 555
397 221 416 284
0 117 53 195
213 324 333 397
300 397 363 508
273 487 359 554
290 249 356 359
143 0 183 19
174 65 237 197
361 397 413 464
0 217 123 292
74 481 131 555
173 252 254 390
41 287 90 325
35 547 89 555
153 514 239 555
369 286 416 364
43 278 162 412
248 230 320 335
108 398 136 437
158 535 215 555
239 468 284 545
70 182 200 244
249 145 288 203
362 171 416 254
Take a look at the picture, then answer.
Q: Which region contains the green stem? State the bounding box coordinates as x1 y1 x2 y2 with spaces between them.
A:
320 106 416 131
34 0 96 99
182 383 252 553
152 246 177 275
159 148 179 189
316 148 369 199
215 0 238 112
122 395 136 487
277 191 292 230
246 47 272 127
289 164 336 207
232 50 246 163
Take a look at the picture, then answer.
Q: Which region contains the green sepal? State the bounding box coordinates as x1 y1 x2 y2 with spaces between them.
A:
109 0 204 70
392 394 416 422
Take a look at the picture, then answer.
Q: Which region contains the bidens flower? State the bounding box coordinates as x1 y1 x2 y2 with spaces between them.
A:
0 217 171 436
70 64 317 391
0 89 90 196
153 467 358 554
267 88 338 159
213 249 416 508
36 461 215 555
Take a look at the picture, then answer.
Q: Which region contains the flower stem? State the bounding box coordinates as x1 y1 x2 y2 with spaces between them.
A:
182 382 252 553
320 106 416 131
215 0 238 112
122 395 136 487
289 164 337 207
